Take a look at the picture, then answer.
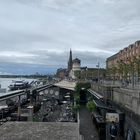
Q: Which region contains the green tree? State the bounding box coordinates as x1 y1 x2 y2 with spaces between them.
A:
86 100 96 112
126 57 135 88
74 82 91 105
72 104 80 113
74 93 80 104
117 60 128 81
75 82 91 94
117 60 124 81
110 65 117 84
123 62 130 82
133 56 140 82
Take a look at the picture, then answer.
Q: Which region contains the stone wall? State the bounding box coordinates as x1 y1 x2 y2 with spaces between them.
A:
91 83 114 100
113 88 140 116
91 83 140 139
91 83 140 116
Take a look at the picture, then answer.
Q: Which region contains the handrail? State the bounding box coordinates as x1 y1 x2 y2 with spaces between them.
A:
87 89 103 100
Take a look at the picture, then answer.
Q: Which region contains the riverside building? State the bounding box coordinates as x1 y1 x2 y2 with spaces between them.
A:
106 40 140 69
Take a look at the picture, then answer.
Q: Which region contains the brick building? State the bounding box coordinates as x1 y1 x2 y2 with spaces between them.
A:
106 40 140 69
56 68 67 79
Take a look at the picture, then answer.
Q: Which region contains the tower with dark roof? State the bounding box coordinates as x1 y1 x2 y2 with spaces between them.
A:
72 58 81 71
68 49 73 72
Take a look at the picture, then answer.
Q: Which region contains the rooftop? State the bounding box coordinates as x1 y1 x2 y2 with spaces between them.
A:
54 80 76 91
72 58 81 63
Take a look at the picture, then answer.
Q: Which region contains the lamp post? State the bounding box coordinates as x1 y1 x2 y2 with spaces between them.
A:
96 62 100 82
96 62 100 92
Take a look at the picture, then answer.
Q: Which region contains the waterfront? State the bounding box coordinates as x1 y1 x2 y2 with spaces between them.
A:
0 78 37 93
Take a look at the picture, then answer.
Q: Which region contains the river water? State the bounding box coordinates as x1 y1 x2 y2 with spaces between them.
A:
0 78 36 94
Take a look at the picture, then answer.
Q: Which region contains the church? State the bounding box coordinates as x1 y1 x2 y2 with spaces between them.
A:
67 49 81 79
56 49 105 80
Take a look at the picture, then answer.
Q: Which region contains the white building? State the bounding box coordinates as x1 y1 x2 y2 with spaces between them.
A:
70 58 81 79
72 58 81 71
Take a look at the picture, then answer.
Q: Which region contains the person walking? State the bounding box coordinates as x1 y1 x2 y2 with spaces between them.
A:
110 121 118 140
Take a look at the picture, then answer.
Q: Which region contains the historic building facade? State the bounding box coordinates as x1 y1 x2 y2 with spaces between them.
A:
56 68 67 79
106 40 140 82
72 58 81 71
67 50 105 80
67 50 81 79
106 40 140 69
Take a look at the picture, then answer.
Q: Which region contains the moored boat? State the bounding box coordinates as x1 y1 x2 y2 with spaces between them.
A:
8 80 31 91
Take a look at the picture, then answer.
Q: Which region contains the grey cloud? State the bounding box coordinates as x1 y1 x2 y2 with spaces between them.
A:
0 0 140 73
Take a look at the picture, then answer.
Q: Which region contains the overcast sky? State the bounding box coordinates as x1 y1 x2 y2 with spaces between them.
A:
0 0 140 74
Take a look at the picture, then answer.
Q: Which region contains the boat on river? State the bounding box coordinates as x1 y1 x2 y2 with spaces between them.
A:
8 80 31 91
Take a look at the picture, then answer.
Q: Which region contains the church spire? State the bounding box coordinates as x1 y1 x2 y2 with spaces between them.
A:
68 49 72 71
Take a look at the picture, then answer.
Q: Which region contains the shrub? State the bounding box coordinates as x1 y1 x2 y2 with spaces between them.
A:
72 104 80 113
74 93 80 104
75 82 91 94
86 100 96 112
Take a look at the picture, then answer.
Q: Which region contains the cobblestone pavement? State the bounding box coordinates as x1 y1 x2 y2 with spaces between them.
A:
79 105 99 140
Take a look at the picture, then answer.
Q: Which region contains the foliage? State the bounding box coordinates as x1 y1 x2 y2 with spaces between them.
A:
87 96 93 102
33 116 40 122
74 68 106 80
116 59 135 80
72 104 80 113
134 56 140 81
86 100 96 112
74 82 91 104
74 82 91 110
117 60 124 75
75 82 91 94
107 55 140 86
107 65 117 83
74 93 80 104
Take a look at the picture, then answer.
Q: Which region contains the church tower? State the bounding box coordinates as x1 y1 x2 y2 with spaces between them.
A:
68 49 73 72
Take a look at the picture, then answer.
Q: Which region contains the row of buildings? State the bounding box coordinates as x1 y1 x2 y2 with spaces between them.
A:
106 40 140 69
106 40 140 81
57 40 140 81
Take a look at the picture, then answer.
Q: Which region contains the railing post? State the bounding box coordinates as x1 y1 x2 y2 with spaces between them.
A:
17 95 21 121
27 105 34 122
27 90 34 121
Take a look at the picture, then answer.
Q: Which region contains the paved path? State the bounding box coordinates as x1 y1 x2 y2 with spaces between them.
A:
79 105 99 140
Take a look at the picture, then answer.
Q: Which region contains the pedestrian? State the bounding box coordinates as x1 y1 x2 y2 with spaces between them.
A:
110 121 118 140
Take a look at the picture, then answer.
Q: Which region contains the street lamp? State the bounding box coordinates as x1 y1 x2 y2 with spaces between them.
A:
96 62 100 83
96 62 100 92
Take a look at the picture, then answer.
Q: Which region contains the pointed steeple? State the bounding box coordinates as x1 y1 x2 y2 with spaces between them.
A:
68 49 73 71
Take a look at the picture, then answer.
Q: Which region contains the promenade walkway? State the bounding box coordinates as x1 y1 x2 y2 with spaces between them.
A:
79 105 99 140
